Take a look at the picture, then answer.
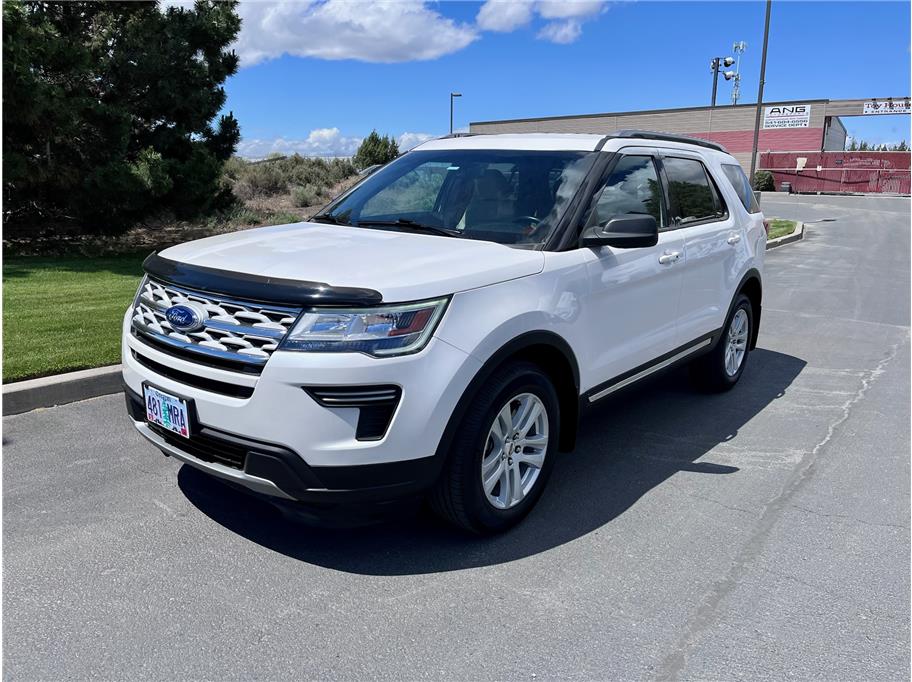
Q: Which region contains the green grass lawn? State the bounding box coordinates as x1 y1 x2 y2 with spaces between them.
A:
767 218 798 240
3 254 146 382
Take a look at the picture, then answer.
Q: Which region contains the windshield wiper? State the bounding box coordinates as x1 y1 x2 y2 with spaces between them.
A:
311 213 351 226
355 218 461 238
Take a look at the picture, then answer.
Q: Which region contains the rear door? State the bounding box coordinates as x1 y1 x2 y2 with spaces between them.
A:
661 153 739 345
582 149 686 385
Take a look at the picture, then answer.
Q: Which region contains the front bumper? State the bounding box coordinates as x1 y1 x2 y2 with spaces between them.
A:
126 388 440 504
122 311 482 504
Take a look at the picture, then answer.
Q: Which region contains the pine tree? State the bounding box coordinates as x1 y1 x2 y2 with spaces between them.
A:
3 0 242 232
353 131 401 170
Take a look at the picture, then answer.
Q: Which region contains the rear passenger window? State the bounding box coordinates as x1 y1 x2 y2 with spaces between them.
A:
722 163 761 213
663 157 725 225
587 155 664 228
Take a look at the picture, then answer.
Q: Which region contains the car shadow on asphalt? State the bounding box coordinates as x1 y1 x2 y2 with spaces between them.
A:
178 348 806 575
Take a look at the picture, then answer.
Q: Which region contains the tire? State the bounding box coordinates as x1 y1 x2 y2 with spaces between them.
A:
689 293 753 392
429 361 560 534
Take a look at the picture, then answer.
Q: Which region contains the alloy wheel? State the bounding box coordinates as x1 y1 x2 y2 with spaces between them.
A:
725 308 749 376
480 392 549 510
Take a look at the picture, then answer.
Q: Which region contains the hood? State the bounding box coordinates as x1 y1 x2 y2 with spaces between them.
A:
157 222 545 303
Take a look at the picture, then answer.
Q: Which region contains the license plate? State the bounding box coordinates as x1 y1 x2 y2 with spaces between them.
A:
144 385 190 439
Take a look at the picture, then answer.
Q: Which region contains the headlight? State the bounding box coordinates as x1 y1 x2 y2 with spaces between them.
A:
280 298 448 357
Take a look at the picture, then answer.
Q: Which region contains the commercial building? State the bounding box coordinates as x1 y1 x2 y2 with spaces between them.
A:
470 97 910 193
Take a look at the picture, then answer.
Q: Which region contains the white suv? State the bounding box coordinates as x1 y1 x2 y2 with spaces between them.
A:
123 131 766 533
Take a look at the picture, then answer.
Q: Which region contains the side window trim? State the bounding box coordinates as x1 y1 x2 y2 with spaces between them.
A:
658 151 730 229
652 155 674 232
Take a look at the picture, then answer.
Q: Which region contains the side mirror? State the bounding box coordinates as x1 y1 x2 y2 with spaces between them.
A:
580 214 659 249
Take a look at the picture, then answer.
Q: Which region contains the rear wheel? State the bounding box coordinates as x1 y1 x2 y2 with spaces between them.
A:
429 362 559 534
689 293 753 392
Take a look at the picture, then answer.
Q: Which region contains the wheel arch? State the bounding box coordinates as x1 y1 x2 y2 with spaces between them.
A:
736 268 762 349
434 331 581 464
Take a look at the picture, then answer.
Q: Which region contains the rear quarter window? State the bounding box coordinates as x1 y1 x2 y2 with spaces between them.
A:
721 163 761 213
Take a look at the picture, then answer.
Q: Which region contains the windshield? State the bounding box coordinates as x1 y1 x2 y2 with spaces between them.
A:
320 149 598 247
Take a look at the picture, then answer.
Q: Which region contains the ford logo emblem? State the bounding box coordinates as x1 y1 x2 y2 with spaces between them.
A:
165 303 206 333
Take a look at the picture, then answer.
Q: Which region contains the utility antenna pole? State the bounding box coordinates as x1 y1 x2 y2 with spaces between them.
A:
749 0 772 182
730 41 747 105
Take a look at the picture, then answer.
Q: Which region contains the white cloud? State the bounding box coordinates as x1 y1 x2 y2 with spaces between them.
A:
476 0 607 44
397 132 436 151
234 1 477 66
236 129 440 158
236 127 363 158
537 1 605 20
476 1 534 32
536 19 583 44
233 1 609 68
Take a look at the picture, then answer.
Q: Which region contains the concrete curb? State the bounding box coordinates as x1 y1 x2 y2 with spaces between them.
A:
766 221 805 250
3 365 123 416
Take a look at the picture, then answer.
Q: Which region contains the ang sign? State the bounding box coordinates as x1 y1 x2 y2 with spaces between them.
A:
763 105 811 129
863 101 910 115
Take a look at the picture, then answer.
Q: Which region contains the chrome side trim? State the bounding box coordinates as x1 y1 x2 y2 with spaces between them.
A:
133 421 295 500
319 395 397 404
588 337 712 403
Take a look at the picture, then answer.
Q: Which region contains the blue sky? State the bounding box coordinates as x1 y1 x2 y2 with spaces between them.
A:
222 1 911 157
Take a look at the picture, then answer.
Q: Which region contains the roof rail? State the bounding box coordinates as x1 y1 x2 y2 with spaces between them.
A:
611 129 728 153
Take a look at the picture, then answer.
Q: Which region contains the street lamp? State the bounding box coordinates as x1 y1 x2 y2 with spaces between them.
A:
709 55 735 107
450 92 462 135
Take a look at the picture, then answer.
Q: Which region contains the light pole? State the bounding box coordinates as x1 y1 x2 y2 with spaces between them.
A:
710 55 735 107
749 0 772 183
449 92 462 135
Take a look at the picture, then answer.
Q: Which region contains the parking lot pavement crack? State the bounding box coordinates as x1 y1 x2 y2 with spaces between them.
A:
759 566 909 620
665 482 754 516
763 308 911 331
654 333 908 681
787 504 910 531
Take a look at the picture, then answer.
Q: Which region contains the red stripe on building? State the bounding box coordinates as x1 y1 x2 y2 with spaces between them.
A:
692 128 825 153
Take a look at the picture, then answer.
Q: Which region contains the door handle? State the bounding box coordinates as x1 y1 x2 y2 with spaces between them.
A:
727 233 742 245
658 250 681 265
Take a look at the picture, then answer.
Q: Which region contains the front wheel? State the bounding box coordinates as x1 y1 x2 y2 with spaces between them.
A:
689 294 753 392
429 362 560 534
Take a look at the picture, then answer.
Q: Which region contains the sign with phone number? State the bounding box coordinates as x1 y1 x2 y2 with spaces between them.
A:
763 105 811 129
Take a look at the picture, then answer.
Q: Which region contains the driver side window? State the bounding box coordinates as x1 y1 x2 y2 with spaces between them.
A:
587 155 664 229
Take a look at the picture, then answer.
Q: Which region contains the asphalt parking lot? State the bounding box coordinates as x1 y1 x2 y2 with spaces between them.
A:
4 194 910 680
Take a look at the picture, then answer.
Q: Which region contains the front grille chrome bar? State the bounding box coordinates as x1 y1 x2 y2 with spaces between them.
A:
131 278 302 372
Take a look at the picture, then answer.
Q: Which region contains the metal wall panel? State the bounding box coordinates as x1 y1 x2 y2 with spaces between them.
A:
760 151 911 194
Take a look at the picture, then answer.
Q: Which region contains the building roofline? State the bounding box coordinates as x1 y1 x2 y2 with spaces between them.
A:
469 98 872 127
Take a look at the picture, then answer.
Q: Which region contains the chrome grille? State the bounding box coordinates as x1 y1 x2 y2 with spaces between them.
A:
131 278 301 369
